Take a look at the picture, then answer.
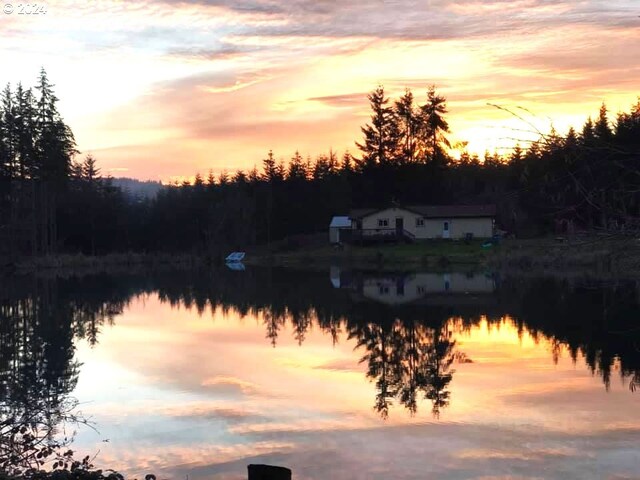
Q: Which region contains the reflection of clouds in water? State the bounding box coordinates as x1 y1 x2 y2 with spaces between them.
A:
312 358 362 373
201 376 260 395
59 272 640 479
100 421 640 480
95 441 296 480
456 446 585 461
77 367 640 479
161 404 266 423
4 268 640 480
227 418 366 435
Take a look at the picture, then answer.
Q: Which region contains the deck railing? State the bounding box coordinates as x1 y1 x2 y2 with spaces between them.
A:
347 228 415 244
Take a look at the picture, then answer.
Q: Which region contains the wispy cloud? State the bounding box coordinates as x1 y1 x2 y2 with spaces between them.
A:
1 0 638 178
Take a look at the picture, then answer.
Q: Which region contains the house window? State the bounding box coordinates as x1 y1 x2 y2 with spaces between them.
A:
378 219 389 227
416 218 425 227
417 286 425 295
379 285 389 294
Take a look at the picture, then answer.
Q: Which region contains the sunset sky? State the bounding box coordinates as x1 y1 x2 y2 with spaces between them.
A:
1 0 639 181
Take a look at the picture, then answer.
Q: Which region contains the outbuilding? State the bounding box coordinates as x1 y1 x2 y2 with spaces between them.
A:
329 216 352 244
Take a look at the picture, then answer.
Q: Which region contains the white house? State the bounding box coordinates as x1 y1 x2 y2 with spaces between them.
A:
348 204 496 241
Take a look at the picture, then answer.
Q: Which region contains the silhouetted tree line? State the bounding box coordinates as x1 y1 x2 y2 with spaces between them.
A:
0 69 77 257
1 269 638 428
146 87 639 249
0 70 141 258
2 74 639 257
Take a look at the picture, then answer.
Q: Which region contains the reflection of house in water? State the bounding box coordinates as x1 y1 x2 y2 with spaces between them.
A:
331 267 496 306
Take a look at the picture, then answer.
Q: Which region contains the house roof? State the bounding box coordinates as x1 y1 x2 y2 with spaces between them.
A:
349 204 496 219
410 204 496 218
329 216 351 228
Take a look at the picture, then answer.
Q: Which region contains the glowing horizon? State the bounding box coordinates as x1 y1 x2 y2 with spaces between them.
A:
1 0 638 181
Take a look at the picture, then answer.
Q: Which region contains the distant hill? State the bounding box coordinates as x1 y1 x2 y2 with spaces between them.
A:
110 177 164 200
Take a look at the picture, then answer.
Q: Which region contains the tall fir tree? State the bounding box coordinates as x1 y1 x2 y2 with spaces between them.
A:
287 150 307 181
420 85 450 165
594 102 612 142
356 86 400 167
395 89 421 163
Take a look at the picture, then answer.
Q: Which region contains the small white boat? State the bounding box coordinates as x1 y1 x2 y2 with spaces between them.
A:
225 252 246 263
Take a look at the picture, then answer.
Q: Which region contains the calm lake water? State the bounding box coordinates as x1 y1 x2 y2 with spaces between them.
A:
1 268 640 479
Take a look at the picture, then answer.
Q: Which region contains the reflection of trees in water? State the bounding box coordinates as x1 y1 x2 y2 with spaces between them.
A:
1 270 639 428
352 320 458 417
493 277 640 392
121 268 640 415
156 269 640 413
0 276 135 472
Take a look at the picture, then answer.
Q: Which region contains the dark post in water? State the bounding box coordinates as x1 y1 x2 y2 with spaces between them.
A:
247 464 292 480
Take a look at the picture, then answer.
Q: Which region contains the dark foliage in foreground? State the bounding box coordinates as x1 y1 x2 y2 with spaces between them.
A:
1 467 154 480
1 74 639 257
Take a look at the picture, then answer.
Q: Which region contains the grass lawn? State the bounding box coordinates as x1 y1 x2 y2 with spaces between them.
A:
263 239 496 267
365 239 492 256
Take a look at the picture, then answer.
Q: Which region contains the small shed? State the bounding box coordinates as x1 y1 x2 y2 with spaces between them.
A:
329 216 351 244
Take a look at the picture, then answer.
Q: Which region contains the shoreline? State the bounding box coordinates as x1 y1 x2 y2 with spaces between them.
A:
2 236 639 278
2 253 210 276
246 236 640 276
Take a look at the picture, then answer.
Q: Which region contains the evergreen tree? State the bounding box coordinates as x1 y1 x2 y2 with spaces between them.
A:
287 150 307 181
233 170 248 184
262 150 279 182
580 116 595 146
510 144 523 164
206 170 215 186
356 86 400 167
614 100 640 145
420 85 451 165
565 127 578 149
70 159 84 180
340 151 354 174
276 159 286 181
14 84 37 180
35 68 76 182
395 89 421 163
247 165 260 184
312 154 330 180
82 154 100 184
594 103 612 142
327 148 339 175
33 69 77 254
0 84 16 179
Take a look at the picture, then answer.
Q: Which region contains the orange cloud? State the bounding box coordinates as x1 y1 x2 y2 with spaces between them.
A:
1 0 638 179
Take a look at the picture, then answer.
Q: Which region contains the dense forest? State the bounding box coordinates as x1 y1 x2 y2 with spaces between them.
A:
1 72 639 257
